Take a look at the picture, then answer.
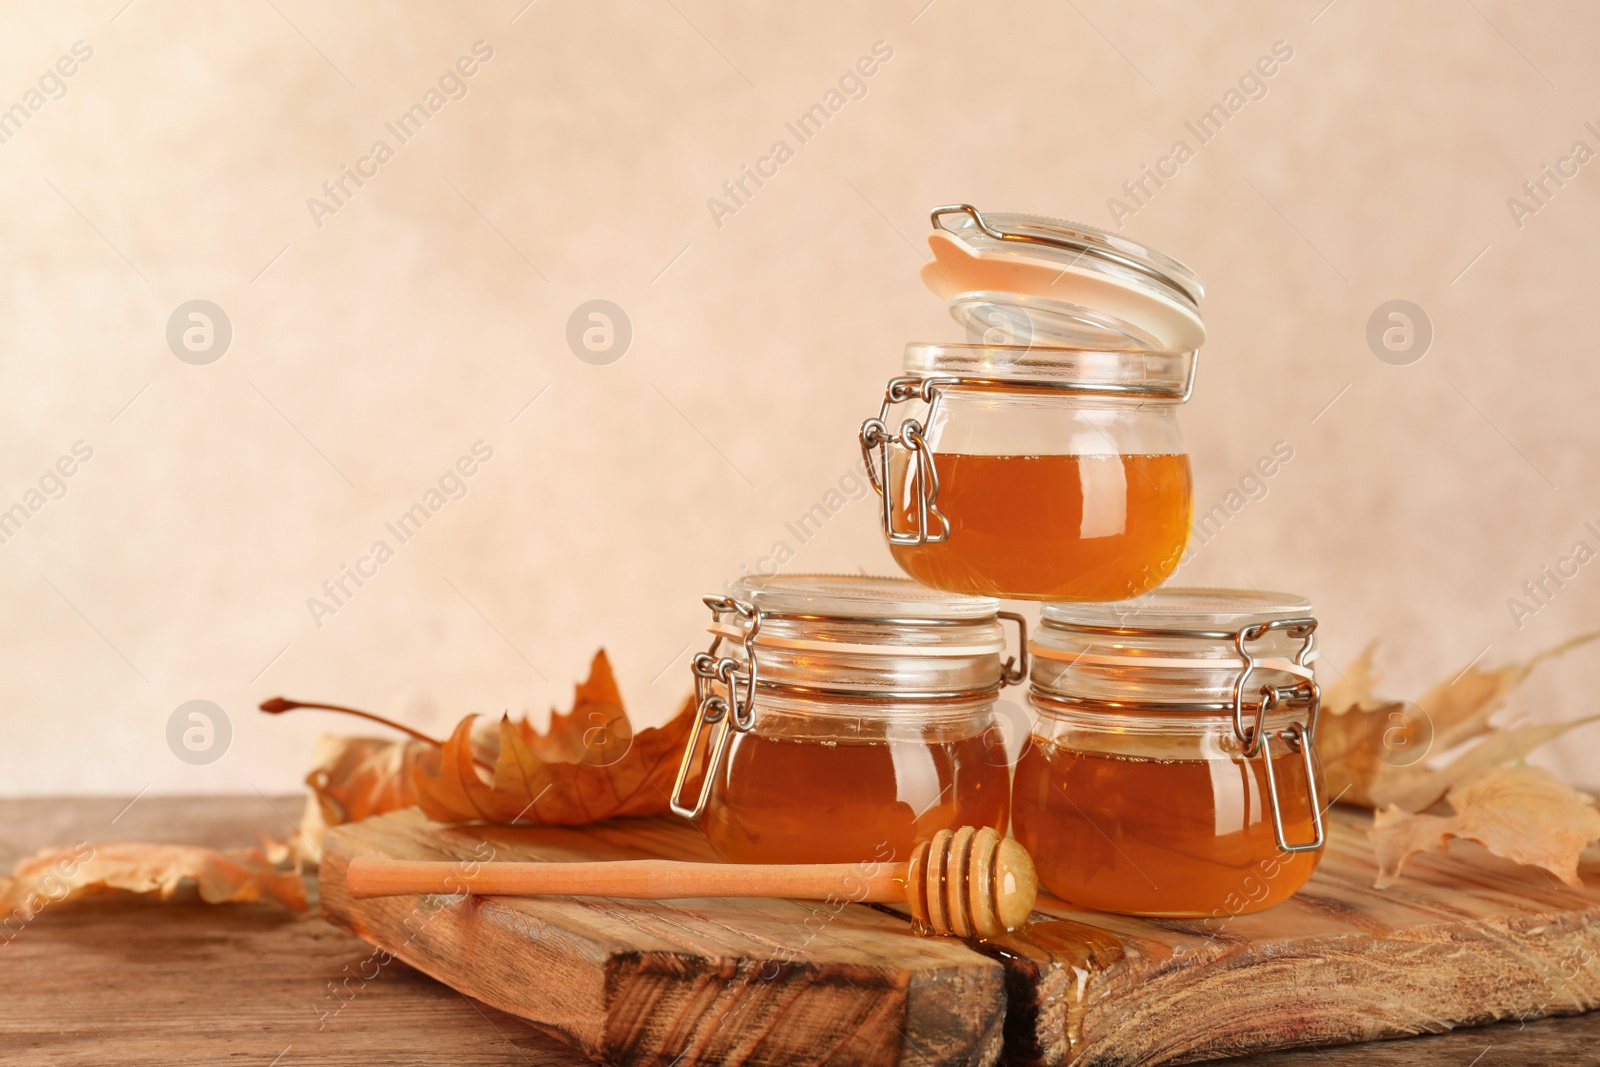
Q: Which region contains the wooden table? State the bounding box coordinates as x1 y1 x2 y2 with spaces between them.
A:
2 796 1596 1066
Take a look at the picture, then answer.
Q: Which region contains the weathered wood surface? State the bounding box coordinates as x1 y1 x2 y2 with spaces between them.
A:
320 808 1007 1067
0 796 589 1067
9 796 1600 1067
984 806 1600 1065
325 805 1600 1067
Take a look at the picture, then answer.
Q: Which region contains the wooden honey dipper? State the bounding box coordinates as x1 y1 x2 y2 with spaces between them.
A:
345 826 1036 938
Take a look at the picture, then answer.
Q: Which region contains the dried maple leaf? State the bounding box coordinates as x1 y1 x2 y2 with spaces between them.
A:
1373 714 1600 814
290 735 438 864
1371 764 1600 888
0 842 308 918
263 651 699 830
1417 632 1599 754
1318 632 1600 812
412 650 699 825
511 647 633 764
259 695 466 864
1319 640 1383 717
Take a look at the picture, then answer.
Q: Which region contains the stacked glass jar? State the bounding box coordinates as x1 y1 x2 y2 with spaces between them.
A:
672 205 1325 918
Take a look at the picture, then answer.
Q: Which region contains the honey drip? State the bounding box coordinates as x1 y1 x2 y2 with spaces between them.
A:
1012 741 1321 916
889 452 1191 601
703 733 1010 864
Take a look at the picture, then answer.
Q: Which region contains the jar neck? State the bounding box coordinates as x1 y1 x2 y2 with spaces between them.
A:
901 344 1197 399
707 601 1021 698
1028 694 1311 758
721 644 1007 701
747 689 1000 742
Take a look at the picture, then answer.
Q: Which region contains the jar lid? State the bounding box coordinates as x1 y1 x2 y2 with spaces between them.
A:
921 204 1205 352
1031 587 1318 704
1029 586 1326 856
715 575 1005 657
705 574 1019 699
1041 587 1313 635
728 573 1000 623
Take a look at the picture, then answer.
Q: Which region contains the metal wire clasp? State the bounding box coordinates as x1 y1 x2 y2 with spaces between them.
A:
859 375 953 546
668 596 762 820
1231 618 1325 855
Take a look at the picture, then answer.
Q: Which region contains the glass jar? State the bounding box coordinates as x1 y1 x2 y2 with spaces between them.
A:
1011 589 1326 917
669 574 1026 865
860 205 1204 601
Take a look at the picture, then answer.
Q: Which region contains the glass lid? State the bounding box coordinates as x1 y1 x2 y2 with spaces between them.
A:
921 204 1206 353
1041 587 1314 634
706 574 1015 695
1031 587 1319 711
729 573 1000 621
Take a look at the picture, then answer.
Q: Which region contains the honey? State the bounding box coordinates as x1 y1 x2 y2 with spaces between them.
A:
1011 739 1322 917
888 452 1192 601
703 731 1010 865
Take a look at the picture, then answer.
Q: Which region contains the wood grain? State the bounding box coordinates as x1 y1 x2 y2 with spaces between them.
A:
0 795 592 1067
983 806 1600 1065
320 808 1008 1067
322 805 1600 1067
10 797 1600 1067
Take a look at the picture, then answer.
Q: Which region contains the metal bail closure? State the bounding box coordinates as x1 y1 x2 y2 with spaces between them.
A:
669 596 762 819
859 375 952 546
1231 617 1325 855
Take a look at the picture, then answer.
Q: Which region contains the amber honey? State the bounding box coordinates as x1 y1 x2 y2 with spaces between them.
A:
1011 739 1322 917
889 452 1192 601
703 732 1010 865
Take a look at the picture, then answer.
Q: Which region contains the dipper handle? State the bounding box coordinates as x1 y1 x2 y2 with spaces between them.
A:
344 826 1036 938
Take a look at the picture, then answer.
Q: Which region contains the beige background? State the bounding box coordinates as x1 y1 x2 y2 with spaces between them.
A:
2 0 1597 796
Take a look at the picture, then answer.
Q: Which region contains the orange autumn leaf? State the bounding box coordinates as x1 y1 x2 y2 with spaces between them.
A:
0 842 308 918
259 695 474 862
1371 764 1600 888
1317 632 1600 812
512 646 633 764
290 735 439 864
412 650 698 826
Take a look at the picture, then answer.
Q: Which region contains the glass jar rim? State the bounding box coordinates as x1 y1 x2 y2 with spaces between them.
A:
728 573 1000 622
1028 690 1311 728
902 342 1195 397
1039 587 1313 634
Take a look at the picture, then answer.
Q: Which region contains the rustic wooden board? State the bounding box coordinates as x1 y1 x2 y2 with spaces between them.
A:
15 797 1600 1067
321 807 1600 1067
982 806 1600 1066
319 809 1007 1067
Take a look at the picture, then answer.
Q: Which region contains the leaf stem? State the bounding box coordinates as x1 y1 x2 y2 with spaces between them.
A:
259 697 444 747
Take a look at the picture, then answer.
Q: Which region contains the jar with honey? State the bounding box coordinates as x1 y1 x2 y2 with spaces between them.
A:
669 574 1025 865
860 205 1205 601
1011 589 1326 917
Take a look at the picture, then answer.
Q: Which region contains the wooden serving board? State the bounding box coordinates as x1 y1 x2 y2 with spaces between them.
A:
983 808 1600 1065
320 808 1600 1067
319 810 1007 1067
